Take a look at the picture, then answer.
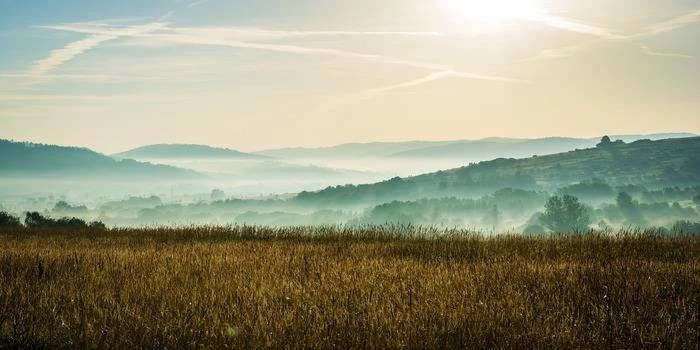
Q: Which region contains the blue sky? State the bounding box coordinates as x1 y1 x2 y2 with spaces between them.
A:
0 0 699 153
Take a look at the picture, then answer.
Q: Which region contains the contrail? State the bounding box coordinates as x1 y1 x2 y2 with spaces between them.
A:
26 22 167 82
639 45 693 59
366 70 524 97
43 24 520 82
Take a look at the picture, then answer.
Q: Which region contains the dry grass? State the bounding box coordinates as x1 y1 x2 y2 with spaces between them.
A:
0 226 698 349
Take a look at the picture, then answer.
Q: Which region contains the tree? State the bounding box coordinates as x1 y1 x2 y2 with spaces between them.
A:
671 220 700 235
596 136 611 147
24 211 104 230
211 189 226 201
541 195 590 233
616 192 646 226
0 211 22 228
483 204 500 230
52 201 88 214
24 212 53 228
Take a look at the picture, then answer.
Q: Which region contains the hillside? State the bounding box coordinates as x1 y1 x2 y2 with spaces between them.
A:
389 137 596 159
295 137 700 206
115 144 267 160
0 139 199 180
256 133 695 159
255 141 446 158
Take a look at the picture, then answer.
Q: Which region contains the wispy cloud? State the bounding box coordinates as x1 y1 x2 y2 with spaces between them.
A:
42 24 519 82
188 0 210 8
638 9 700 37
26 34 118 80
532 43 592 60
533 14 622 39
45 24 446 43
1 72 133 82
25 22 167 84
0 93 183 102
24 6 700 98
167 27 446 40
638 45 693 59
528 8 700 61
366 70 524 97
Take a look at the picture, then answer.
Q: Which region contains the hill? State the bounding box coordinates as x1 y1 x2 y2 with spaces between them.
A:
256 133 695 160
115 144 267 160
295 137 700 206
255 141 445 158
0 139 199 180
389 137 595 159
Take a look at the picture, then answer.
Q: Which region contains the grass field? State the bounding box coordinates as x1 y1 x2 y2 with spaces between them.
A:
0 226 698 348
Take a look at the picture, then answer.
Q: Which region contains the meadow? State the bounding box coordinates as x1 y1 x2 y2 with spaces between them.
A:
0 226 698 348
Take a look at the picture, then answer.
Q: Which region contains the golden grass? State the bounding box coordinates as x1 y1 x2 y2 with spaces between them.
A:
0 226 698 348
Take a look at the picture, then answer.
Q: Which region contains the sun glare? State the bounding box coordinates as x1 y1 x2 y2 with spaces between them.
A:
441 0 548 30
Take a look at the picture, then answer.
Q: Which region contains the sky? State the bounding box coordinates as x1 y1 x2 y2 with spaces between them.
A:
0 0 699 153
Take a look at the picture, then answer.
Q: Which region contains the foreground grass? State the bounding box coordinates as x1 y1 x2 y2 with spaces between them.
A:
0 226 698 348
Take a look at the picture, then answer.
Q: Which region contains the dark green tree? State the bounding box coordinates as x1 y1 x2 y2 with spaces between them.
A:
541 195 590 233
0 211 22 228
616 192 646 226
483 204 500 230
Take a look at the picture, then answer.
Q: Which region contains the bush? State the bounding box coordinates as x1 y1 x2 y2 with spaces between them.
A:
523 224 546 235
24 212 54 229
671 221 700 235
0 211 22 228
541 195 590 233
89 221 107 230
24 212 106 230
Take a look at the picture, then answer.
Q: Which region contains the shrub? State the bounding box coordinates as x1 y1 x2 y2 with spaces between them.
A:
24 211 105 230
0 211 22 228
24 212 54 229
671 220 700 235
89 221 107 230
541 195 590 233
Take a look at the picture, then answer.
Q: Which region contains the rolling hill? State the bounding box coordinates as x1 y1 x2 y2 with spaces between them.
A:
0 139 199 180
256 133 695 160
255 141 445 158
295 137 700 206
115 144 267 160
389 137 595 159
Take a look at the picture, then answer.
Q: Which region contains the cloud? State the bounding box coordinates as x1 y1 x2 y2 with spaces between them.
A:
25 22 167 83
638 9 700 37
0 93 183 102
525 8 700 40
166 27 446 40
42 23 520 81
366 70 524 97
45 24 446 43
526 8 700 62
1 72 131 82
533 15 622 39
638 45 693 59
26 34 118 79
188 0 210 8
535 43 591 60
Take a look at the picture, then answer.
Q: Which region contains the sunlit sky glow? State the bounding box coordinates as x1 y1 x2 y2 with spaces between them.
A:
0 0 699 153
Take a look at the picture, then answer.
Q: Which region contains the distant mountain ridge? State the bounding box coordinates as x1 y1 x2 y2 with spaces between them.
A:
295 137 700 206
0 139 199 180
115 144 267 160
255 141 443 158
255 133 696 159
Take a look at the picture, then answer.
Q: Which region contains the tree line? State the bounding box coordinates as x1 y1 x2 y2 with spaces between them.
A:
0 211 105 229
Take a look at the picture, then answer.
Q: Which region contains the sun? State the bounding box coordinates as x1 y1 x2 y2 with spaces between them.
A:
440 0 548 30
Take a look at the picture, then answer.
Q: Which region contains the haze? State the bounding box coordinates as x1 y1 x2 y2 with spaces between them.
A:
1 0 699 153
